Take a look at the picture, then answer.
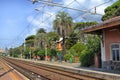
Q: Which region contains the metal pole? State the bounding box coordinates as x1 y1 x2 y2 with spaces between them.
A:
45 44 47 61
29 49 31 60
62 29 66 55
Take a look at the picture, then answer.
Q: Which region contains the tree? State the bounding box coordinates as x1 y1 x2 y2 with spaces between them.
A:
74 22 97 43
66 32 78 49
70 42 85 57
37 28 46 34
74 22 97 30
80 35 101 67
25 35 35 59
35 28 47 49
102 0 120 21
53 11 73 55
46 31 59 49
9 48 13 57
25 35 35 47
9 47 22 58
46 31 59 41
53 11 73 37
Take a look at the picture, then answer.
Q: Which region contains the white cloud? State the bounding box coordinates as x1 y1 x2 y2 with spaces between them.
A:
63 0 85 5
27 11 54 35
27 0 116 34
27 16 33 22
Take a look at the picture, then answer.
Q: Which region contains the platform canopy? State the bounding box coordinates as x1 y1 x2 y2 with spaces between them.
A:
83 16 120 34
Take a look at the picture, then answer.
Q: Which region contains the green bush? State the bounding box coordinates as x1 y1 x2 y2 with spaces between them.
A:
50 49 57 57
64 53 72 61
70 42 85 56
80 35 101 67
80 49 94 67
44 49 57 57
23 49 30 59
69 49 77 56
37 50 45 57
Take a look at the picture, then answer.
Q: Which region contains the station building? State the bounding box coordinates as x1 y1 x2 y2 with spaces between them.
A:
84 16 120 70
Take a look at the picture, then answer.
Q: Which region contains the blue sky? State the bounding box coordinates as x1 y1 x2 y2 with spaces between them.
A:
0 0 36 48
0 0 117 49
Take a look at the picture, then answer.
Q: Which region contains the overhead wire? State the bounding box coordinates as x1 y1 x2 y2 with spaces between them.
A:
73 0 113 21
5 0 116 48
8 0 67 48
7 10 43 48
32 0 76 28
32 0 111 23
34 0 102 15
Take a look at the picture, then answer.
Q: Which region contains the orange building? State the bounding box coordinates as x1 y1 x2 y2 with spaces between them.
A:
56 38 63 51
56 42 62 51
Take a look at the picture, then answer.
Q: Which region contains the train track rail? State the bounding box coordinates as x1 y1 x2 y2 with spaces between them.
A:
2 57 120 80
1 58 49 80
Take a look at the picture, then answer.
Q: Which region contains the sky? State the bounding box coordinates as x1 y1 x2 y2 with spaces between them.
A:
0 0 117 49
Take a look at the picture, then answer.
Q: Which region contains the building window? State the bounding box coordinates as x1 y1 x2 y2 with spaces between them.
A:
111 44 120 61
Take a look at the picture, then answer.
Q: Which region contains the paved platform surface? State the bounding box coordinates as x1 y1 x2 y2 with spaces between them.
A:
39 60 80 67
31 59 120 74
0 59 29 80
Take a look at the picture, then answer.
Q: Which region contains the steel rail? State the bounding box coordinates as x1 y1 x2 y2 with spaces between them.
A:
3 57 104 80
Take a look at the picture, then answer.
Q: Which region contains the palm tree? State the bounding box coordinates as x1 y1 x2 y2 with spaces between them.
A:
53 11 73 37
37 28 46 34
46 31 59 49
35 28 46 49
53 11 73 55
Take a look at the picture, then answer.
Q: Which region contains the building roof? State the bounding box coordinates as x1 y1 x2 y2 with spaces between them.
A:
56 37 63 43
83 16 120 34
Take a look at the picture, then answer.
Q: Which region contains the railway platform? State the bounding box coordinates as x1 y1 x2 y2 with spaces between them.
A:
24 59 120 74
1 57 120 80
0 58 29 80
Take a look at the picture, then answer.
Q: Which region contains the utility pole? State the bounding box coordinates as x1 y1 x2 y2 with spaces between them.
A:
62 29 66 55
45 43 47 61
29 49 31 60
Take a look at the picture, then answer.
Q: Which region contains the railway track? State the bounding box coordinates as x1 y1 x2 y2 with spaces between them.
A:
1 58 48 80
2 57 120 80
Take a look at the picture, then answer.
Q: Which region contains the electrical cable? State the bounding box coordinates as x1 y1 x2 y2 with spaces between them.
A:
73 0 113 21
4 0 116 49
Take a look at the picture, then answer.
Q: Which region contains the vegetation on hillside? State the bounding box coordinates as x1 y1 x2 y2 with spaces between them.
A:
102 0 120 21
